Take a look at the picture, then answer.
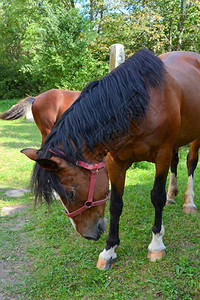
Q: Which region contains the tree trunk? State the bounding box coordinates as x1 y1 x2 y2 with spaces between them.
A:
90 0 94 22
176 0 189 50
167 3 176 51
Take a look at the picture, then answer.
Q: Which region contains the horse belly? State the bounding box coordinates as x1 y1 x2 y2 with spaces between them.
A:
174 121 200 148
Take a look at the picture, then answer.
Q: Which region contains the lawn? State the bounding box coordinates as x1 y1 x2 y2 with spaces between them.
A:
0 99 199 299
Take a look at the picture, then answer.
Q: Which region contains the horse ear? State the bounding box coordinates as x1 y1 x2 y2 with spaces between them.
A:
35 158 59 171
21 148 39 161
21 148 59 171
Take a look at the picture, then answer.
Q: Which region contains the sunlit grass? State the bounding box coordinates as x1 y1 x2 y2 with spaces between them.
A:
0 101 199 299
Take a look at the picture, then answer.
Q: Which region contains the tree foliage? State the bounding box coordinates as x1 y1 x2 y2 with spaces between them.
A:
0 0 199 99
93 0 199 57
0 0 108 98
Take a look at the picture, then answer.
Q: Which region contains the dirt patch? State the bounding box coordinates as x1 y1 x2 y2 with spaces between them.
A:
0 204 32 299
4 189 30 198
1 204 29 217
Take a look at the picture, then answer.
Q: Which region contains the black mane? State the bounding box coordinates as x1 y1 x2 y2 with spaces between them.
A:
40 48 166 161
32 48 166 204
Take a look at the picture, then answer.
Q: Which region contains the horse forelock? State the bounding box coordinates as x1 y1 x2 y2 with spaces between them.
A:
40 48 166 162
31 160 70 205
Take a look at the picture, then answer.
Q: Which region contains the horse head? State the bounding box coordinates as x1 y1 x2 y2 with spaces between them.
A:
21 148 109 241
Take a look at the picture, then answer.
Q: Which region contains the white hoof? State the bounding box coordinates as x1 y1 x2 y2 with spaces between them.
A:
147 249 166 262
148 225 166 262
96 246 117 270
183 204 197 214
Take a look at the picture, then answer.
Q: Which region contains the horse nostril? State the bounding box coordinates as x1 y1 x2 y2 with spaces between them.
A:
98 222 105 234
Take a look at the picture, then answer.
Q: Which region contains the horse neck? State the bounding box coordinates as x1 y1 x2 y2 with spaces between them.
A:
81 120 139 162
99 122 139 156
82 145 107 163
84 138 131 163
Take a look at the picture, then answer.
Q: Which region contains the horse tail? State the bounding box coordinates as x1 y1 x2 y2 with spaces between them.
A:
0 96 35 120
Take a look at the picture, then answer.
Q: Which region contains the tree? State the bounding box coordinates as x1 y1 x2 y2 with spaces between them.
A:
0 0 36 98
0 0 108 98
21 1 100 91
149 0 200 51
0 0 199 99
88 0 199 60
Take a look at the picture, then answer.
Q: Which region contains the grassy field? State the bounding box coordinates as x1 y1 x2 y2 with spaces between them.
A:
0 99 199 299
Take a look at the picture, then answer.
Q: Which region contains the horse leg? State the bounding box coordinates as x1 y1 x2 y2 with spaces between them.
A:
166 148 179 205
97 156 128 270
148 148 172 262
183 140 199 213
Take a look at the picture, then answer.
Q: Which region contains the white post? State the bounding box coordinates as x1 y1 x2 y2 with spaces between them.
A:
109 44 125 72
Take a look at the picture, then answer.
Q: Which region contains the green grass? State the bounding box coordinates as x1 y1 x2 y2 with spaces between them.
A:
0 100 200 299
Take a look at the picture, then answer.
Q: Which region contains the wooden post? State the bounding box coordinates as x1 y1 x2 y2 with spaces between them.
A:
109 44 125 72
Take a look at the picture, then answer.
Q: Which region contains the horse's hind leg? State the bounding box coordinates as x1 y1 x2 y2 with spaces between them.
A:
183 140 199 213
167 149 179 205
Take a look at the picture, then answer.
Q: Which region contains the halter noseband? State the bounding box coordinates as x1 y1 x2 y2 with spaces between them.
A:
49 148 110 218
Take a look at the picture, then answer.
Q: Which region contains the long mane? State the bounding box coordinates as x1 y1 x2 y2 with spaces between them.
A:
32 48 166 204
40 48 166 160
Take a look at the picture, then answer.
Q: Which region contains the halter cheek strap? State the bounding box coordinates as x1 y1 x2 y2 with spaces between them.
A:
65 161 110 218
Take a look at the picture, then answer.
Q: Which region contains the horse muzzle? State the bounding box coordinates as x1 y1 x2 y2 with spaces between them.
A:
83 217 107 241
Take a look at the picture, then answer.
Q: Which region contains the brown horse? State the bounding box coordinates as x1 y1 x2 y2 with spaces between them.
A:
1 85 199 214
20 49 200 269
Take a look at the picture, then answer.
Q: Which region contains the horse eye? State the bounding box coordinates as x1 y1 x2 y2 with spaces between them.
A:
68 190 75 201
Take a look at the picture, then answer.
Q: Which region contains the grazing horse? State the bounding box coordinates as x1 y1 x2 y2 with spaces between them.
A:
0 78 199 213
20 49 200 269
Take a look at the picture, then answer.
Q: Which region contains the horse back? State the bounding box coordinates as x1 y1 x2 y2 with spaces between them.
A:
32 89 80 142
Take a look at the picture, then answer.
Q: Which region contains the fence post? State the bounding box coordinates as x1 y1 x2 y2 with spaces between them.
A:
109 44 125 72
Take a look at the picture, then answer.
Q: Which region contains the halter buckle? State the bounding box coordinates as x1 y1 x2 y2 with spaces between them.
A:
84 201 92 208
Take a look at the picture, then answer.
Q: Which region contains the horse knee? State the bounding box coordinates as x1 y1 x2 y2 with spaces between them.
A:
110 201 123 216
187 154 198 176
109 185 123 216
151 187 166 234
171 148 179 174
151 188 166 209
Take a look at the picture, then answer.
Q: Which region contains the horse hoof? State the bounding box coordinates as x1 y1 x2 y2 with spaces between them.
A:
96 257 117 270
166 199 176 205
183 205 197 214
147 249 166 262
